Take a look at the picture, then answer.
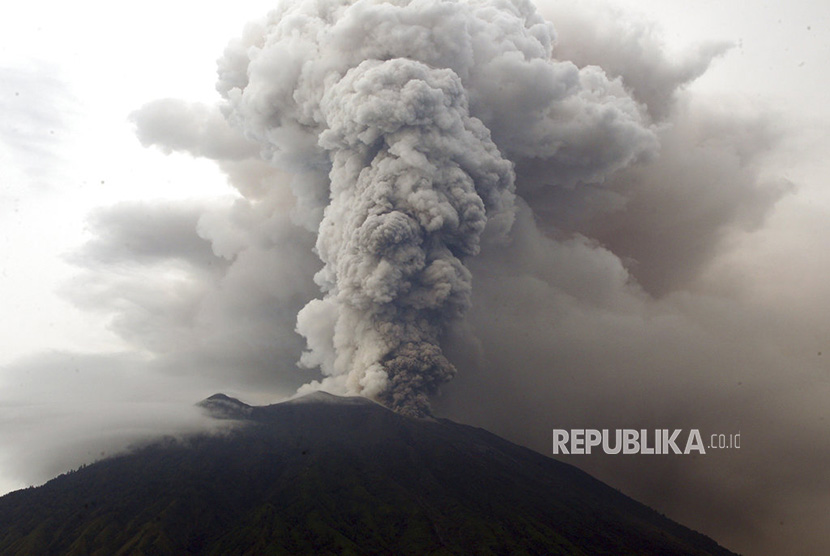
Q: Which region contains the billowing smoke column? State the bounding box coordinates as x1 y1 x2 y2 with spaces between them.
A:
304 59 515 415
217 0 656 415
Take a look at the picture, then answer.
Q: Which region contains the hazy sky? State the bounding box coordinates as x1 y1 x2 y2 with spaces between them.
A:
2 1 829 555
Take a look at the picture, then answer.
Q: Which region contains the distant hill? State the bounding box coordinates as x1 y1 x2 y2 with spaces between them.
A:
0 392 739 555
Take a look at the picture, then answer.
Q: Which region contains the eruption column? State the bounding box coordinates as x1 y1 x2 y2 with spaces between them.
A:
217 0 655 415
301 59 515 416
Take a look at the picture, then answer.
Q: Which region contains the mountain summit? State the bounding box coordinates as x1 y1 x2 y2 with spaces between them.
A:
0 393 738 555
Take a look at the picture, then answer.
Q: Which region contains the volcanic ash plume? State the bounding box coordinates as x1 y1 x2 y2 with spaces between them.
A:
303 59 516 416
217 0 655 415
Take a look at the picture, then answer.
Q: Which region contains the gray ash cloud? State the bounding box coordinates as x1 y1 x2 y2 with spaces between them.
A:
210 0 656 414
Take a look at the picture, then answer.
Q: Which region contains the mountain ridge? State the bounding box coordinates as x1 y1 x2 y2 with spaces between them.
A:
0 392 740 555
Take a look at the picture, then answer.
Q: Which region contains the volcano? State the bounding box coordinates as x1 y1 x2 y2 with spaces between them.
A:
0 392 738 555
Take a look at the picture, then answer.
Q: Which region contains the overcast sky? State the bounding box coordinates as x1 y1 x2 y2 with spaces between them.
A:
2 1 829 555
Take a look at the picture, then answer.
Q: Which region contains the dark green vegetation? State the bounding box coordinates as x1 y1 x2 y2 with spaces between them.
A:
0 393 738 555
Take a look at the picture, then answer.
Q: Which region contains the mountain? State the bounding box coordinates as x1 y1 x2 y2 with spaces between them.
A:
0 392 739 555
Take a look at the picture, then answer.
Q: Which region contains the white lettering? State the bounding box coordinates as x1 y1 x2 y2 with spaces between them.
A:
640 429 654 454
664 429 682 454
571 429 585 454
553 430 569 454
685 429 706 454
585 429 602 454
623 429 639 454
602 429 621 454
